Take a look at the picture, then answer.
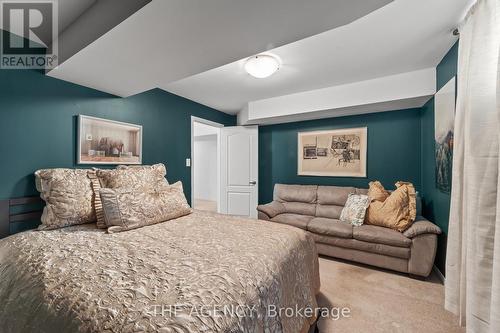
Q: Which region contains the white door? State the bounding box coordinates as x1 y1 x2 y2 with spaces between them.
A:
220 126 258 218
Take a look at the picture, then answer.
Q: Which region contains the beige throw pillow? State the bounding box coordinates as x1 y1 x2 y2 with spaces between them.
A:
90 163 169 228
365 181 417 232
339 194 370 226
96 163 168 189
99 181 192 233
35 168 96 230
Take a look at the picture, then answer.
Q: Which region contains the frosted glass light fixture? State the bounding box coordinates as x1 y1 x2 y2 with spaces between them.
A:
244 54 280 78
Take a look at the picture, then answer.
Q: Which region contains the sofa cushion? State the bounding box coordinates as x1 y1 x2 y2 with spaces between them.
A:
282 202 317 216
271 213 314 230
315 204 343 219
309 234 411 259
356 188 369 195
317 186 356 206
274 184 317 203
307 218 353 238
353 225 412 248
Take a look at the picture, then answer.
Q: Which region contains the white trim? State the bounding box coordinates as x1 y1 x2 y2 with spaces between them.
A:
433 265 445 284
190 116 223 211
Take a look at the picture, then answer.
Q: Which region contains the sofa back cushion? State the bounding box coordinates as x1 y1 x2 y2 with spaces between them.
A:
282 202 317 216
317 186 356 205
274 184 317 203
273 184 317 216
316 186 356 219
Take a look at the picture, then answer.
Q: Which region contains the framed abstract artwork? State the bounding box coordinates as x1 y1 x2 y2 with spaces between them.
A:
77 115 142 165
434 77 456 193
298 127 367 177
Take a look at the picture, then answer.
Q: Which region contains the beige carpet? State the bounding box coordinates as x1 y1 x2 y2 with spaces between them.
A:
193 199 217 212
317 257 464 333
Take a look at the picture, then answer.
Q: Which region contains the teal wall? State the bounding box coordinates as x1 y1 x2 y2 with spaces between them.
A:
421 42 458 273
259 108 422 204
0 68 235 203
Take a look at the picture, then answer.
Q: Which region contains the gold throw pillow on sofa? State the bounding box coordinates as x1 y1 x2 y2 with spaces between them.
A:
365 181 417 232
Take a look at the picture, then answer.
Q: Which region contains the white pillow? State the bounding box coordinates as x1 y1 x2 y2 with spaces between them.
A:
339 194 370 226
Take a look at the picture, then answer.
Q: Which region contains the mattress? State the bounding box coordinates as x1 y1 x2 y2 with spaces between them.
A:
0 210 320 333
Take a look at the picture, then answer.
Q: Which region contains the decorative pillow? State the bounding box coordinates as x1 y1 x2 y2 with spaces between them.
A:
99 181 192 233
35 168 96 230
339 193 370 226
365 181 417 232
87 170 106 229
91 163 169 229
96 163 168 189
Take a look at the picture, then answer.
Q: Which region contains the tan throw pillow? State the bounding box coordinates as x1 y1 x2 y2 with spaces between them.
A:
91 163 169 228
99 181 192 233
35 168 96 230
365 181 417 232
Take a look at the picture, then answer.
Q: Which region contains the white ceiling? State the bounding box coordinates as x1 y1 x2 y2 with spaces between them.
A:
0 0 96 45
47 0 391 97
1 0 150 66
166 0 471 114
58 0 96 35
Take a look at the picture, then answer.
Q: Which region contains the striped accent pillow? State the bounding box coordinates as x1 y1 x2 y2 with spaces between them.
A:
87 169 106 229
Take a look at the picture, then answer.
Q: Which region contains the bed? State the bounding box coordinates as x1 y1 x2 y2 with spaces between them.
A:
0 197 320 333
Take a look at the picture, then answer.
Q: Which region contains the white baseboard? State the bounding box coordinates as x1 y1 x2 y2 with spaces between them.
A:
433 265 445 283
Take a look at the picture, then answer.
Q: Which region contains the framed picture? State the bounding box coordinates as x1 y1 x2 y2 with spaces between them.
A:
77 115 142 165
298 127 367 177
434 76 456 193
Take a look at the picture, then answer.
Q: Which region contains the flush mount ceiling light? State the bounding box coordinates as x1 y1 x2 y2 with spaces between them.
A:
244 54 280 78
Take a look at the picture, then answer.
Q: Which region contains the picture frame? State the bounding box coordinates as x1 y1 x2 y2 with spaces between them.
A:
77 115 143 165
297 127 367 177
434 76 456 193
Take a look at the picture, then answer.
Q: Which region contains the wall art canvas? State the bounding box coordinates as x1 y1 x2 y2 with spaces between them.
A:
298 127 367 177
434 76 456 193
78 115 142 165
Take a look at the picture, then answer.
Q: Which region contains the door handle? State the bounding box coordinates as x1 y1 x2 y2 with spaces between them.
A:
249 181 257 185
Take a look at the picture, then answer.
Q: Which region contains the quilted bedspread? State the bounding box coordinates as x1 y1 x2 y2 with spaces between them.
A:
0 210 319 333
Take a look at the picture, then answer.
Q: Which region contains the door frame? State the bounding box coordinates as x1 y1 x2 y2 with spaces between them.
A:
190 116 224 211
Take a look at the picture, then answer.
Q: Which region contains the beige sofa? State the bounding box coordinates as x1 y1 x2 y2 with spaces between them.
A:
257 184 442 278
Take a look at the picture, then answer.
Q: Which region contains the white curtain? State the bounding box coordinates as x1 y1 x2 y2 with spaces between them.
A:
445 0 500 332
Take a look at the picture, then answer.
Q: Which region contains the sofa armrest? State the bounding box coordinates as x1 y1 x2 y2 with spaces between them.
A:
403 216 442 238
257 201 286 219
408 233 438 277
258 211 271 221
